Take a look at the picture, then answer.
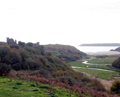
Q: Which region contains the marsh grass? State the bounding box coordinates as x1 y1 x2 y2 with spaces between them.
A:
74 68 120 80
69 60 120 71
88 56 119 64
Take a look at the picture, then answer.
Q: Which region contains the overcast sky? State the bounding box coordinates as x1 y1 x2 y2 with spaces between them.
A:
0 0 120 46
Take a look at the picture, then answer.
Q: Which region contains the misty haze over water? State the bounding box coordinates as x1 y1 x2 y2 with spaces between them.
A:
76 46 119 53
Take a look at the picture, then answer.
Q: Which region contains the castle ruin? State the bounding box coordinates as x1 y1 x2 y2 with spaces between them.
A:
7 37 40 47
7 37 17 45
33 42 40 48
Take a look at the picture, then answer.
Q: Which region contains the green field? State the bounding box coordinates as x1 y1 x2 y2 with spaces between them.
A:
50 51 61 57
69 61 112 70
69 55 120 80
69 55 120 71
88 56 119 64
0 76 90 97
74 68 120 80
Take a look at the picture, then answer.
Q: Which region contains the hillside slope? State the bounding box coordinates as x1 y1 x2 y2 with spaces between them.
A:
44 44 87 62
110 47 120 52
0 43 72 78
1 42 116 96
112 57 120 68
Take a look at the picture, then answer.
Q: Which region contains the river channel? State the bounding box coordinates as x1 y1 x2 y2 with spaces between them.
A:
71 61 114 72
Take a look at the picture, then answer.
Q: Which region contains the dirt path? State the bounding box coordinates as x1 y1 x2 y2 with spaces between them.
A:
80 71 114 91
75 56 118 91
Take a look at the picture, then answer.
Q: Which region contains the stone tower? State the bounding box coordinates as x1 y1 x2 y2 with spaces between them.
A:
7 37 17 45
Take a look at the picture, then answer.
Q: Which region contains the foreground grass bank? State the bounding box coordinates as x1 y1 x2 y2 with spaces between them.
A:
0 76 90 97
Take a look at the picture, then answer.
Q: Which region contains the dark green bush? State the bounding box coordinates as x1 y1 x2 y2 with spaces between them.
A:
111 80 120 94
0 46 10 60
13 87 18 89
20 50 29 62
31 84 36 87
26 42 33 47
4 50 22 64
39 86 49 89
16 82 22 85
33 89 39 91
24 58 41 70
18 41 25 46
12 63 22 70
48 56 54 63
25 46 39 54
10 45 19 49
0 63 11 76
39 45 45 55
39 57 46 65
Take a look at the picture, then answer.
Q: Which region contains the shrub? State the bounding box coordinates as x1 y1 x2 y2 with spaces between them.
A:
0 46 10 59
0 63 11 76
18 41 25 46
24 58 41 70
48 56 54 63
12 63 22 70
91 79 106 91
4 50 22 65
46 52 52 56
10 45 19 49
25 46 39 54
26 42 33 47
16 82 22 85
81 77 92 83
39 45 45 55
13 87 18 89
39 57 46 65
111 80 120 94
20 50 29 62
112 57 120 68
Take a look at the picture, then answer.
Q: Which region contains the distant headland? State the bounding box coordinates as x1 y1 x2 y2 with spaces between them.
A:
80 43 120 46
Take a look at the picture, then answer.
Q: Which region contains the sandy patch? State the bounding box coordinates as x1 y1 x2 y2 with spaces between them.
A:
86 51 120 56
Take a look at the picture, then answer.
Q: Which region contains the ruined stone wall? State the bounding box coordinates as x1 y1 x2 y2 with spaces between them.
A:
7 37 17 45
33 42 40 48
7 37 40 47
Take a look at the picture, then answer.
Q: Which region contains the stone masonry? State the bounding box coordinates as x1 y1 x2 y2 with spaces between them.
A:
7 37 17 45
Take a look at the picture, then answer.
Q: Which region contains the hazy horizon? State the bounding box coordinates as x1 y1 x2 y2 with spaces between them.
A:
0 0 120 46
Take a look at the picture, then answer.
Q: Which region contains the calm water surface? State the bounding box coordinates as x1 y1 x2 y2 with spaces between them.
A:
75 46 119 52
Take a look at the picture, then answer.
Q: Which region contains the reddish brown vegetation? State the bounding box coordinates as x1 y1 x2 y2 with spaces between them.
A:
8 71 120 97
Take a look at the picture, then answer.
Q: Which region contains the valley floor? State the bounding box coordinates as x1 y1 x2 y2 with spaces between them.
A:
70 54 120 91
74 69 113 91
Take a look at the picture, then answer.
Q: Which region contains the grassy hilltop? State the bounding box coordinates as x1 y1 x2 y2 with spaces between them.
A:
44 44 87 62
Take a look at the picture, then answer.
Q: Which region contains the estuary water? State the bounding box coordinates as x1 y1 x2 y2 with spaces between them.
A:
75 46 119 53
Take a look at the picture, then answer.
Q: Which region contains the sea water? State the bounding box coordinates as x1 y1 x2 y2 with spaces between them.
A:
75 46 119 53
